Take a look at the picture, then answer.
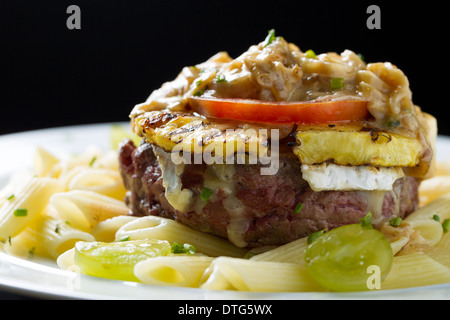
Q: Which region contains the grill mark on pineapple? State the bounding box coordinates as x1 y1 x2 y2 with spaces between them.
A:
370 131 392 144
201 131 224 146
168 122 205 136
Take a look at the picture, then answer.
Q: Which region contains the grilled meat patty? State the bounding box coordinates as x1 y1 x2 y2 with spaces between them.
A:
119 139 419 247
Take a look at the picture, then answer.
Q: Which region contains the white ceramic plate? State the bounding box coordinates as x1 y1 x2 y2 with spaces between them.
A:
0 123 449 300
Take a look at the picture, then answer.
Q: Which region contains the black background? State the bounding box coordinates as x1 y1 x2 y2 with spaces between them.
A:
1 1 448 135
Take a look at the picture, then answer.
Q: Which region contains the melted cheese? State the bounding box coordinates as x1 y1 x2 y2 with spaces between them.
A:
202 164 249 248
153 146 193 213
357 190 387 226
153 147 250 248
301 162 404 192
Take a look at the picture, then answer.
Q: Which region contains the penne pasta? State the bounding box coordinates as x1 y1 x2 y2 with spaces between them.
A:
435 161 450 176
41 216 96 259
59 145 104 173
426 248 450 269
200 257 324 292
419 177 450 205
0 177 63 241
50 190 129 232
115 216 248 258
4 214 95 259
66 167 127 200
381 253 450 290
436 232 450 250
91 215 139 242
389 236 410 256
404 193 450 246
34 147 60 178
91 150 121 171
249 237 308 266
56 248 81 273
0 183 15 209
57 165 87 190
134 255 214 287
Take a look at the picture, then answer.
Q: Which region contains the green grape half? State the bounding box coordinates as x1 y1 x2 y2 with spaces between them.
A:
74 240 171 282
304 224 393 292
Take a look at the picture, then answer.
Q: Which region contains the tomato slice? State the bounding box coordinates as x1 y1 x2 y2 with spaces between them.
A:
188 97 369 124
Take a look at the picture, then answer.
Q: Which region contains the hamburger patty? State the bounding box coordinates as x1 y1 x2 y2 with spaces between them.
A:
118 139 419 247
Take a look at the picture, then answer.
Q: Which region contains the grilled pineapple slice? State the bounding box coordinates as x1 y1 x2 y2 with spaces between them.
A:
293 123 422 167
134 112 424 171
133 111 280 157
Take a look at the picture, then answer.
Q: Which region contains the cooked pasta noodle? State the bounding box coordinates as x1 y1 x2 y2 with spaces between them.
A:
389 236 410 256
436 232 450 250
115 215 248 258
66 167 127 200
404 193 450 246
381 254 450 290
56 248 80 273
59 146 104 174
0 183 15 209
419 176 450 205
91 150 121 171
4 213 94 259
0 177 63 240
200 257 324 292
91 216 138 242
426 248 450 269
249 237 308 265
50 190 129 232
134 255 214 287
34 147 60 178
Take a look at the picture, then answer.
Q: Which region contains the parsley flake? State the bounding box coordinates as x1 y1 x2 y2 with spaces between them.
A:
263 29 276 47
14 208 28 217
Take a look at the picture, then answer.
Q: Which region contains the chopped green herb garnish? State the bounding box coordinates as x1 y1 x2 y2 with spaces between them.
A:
330 78 345 90
200 187 213 202
28 247 36 258
14 208 28 217
387 120 401 128
119 235 130 242
443 219 450 233
89 156 97 167
170 242 185 254
216 74 227 83
358 53 365 63
389 217 403 227
195 79 203 87
6 194 14 200
307 230 326 245
263 29 276 47
184 243 196 255
359 212 373 229
294 202 303 214
433 215 441 222
171 242 196 255
193 89 204 97
305 49 316 59
54 224 60 234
